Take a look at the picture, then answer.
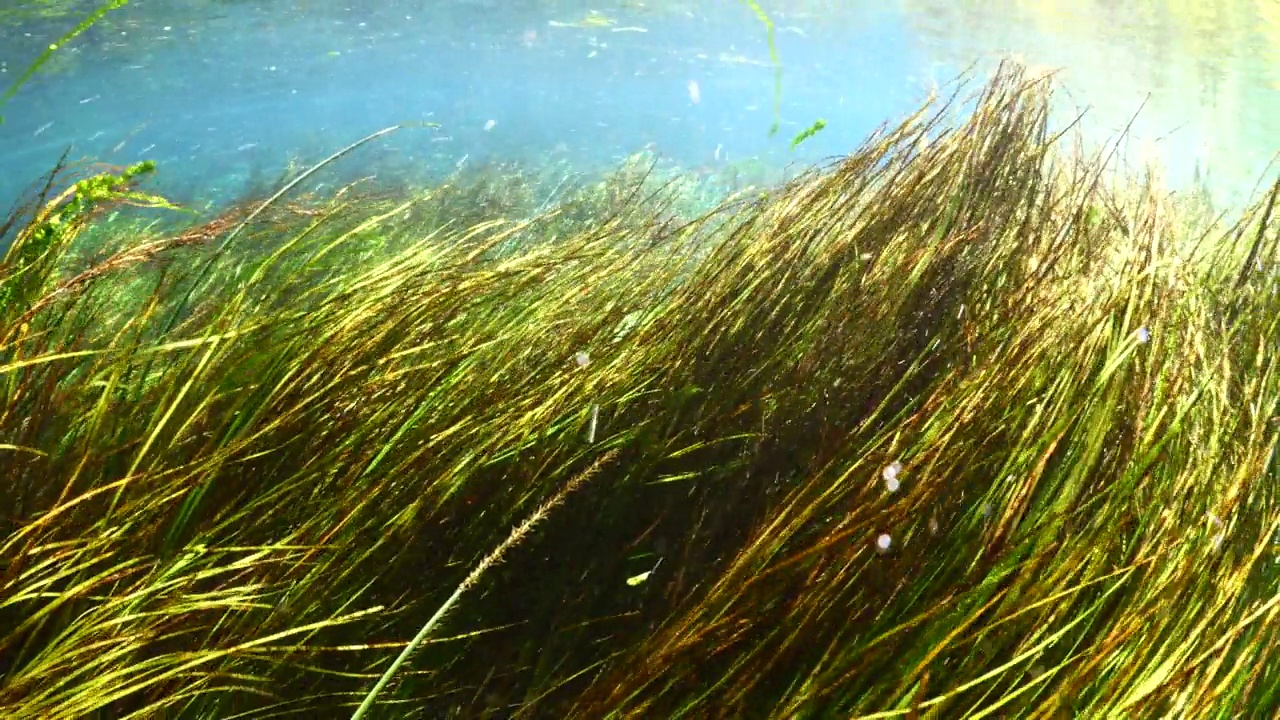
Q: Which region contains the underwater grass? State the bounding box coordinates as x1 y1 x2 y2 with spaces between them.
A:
0 60 1278 718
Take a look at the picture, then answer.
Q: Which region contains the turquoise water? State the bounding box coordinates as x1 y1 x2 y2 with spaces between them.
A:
1 0 1276 211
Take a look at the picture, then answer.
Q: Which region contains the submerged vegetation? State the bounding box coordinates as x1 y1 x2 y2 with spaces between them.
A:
1 62 1280 718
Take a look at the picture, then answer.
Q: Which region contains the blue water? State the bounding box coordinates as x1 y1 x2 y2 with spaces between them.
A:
0 1 938 212
1 1 1275 214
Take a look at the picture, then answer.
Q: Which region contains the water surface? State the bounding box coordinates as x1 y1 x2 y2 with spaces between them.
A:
1 0 1275 210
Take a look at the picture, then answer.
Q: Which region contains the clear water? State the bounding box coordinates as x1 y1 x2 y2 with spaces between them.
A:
1 0 1276 212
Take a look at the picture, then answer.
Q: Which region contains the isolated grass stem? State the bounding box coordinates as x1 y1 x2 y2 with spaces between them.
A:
350 449 618 720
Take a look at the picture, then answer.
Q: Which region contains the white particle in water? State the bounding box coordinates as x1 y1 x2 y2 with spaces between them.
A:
573 351 590 368
885 476 900 493
882 460 902 483
1137 327 1150 344
483 119 497 132
875 533 892 551
928 516 940 535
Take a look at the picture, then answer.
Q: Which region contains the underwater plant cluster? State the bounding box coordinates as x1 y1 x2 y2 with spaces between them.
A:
1 59 1280 718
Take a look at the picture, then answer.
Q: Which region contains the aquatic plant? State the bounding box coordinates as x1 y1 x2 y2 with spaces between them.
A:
350 449 618 720
738 0 785 136
0 158 175 339
0 61 1278 718
790 117 827 150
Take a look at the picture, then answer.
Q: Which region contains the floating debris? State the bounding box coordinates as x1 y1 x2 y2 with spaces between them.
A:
875 534 892 552
717 52 770 67
626 557 662 586
882 461 902 482
790 118 827 150
483 119 496 132
883 461 903 492
1208 512 1226 551
549 10 616 29
688 80 701 104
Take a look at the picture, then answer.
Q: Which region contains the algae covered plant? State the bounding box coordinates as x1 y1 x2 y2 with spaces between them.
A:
3 3 1280 719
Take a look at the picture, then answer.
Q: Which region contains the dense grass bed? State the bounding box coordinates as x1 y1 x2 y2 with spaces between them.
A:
2 63 1279 718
